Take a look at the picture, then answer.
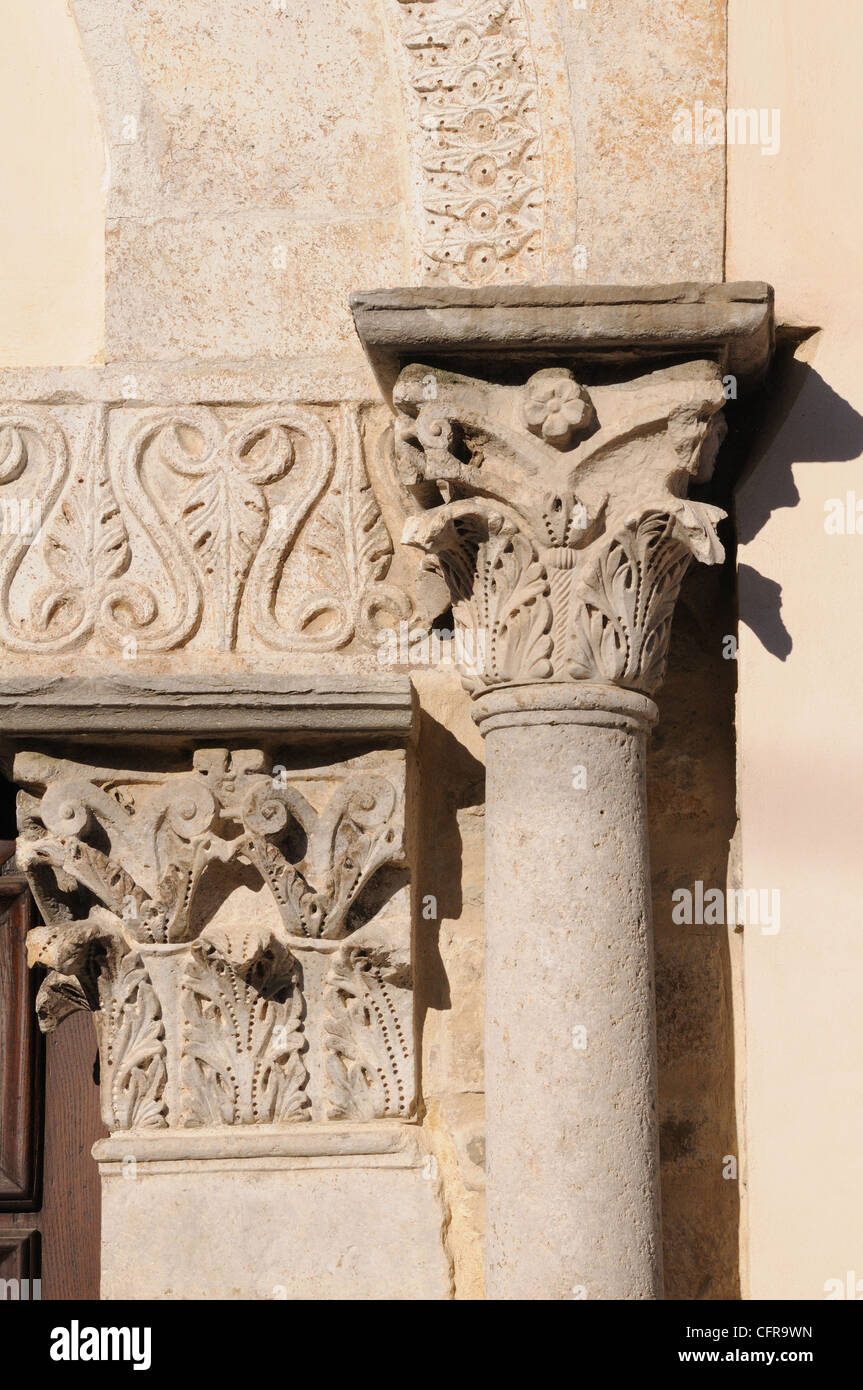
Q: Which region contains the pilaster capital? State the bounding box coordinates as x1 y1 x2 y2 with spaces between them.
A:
392 360 728 701
14 745 415 1131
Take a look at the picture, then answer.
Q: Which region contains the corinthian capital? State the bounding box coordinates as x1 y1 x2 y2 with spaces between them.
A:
393 361 727 696
15 745 414 1130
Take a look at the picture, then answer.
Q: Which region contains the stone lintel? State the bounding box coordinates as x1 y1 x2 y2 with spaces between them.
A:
0 674 414 742
351 281 775 402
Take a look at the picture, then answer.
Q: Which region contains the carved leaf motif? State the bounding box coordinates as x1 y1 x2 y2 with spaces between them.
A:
324 946 412 1120
316 775 401 939
41 467 129 595
568 512 693 693
180 940 309 1126
96 947 168 1131
246 835 321 938
482 528 554 686
158 419 293 651
62 839 149 931
289 406 410 649
181 469 264 649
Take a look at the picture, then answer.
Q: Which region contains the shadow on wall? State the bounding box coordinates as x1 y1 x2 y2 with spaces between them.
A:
649 558 740 1300
654 346 863 1296
733 349 863 662
409 708 484 1110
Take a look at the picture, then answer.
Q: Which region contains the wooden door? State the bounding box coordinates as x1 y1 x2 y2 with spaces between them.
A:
0 865 104 1300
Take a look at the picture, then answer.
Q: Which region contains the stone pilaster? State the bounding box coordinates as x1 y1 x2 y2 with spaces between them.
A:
5 679 453 1299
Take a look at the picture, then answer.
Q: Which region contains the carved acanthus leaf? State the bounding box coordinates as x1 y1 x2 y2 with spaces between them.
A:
26 908 167 1131
324 938 413 1121
97 946 168 1131
180 929 309 1127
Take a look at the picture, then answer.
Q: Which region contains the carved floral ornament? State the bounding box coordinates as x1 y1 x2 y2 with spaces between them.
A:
15 748 414 1131
392 361 729 696
0 401 444 658
393 0 545 284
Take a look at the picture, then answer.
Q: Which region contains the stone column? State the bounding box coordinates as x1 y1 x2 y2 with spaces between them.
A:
390 358 730 1300
477 683 659 1299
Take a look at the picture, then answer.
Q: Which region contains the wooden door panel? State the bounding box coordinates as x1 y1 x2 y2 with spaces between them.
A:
0 866 103 1299
41 1012 103 1299
0 879 41 1207
0 1228 39 1282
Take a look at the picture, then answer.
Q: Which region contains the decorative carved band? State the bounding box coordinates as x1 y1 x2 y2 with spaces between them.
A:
0 401 441 659
16 748 414 1130
393 0 546 284
392 361 728 696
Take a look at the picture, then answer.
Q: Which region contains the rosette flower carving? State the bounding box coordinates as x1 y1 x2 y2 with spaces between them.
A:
522 370 596 447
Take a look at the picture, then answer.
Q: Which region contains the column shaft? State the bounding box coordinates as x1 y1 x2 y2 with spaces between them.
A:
477 685 662 1300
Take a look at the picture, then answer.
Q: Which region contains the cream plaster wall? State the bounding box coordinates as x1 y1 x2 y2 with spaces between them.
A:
0 0 104 365
728 0 863 1300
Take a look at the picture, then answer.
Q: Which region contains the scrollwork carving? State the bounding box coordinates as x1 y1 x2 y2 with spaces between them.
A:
0 400 417 658
248 405 411 651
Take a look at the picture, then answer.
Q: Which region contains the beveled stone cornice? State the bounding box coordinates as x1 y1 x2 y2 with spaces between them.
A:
351 282 775 403
0 674 414 742
392 359 729 698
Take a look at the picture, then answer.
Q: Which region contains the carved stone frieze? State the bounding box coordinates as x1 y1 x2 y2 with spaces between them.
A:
16 747 414 1129
392 0 545 285
0 400 441 661
392 361 729 696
